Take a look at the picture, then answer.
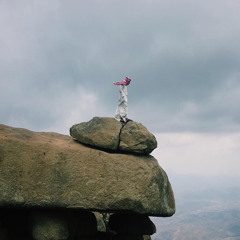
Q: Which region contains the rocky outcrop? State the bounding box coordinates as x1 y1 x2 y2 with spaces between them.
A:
0 123 174 217
70 117 157 154
0 118 175 239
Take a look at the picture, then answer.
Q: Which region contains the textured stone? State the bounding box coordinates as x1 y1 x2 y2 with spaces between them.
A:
70 117 157 154
70 117 122 151
94 212 106 232
30 211 69 240
119 121 157 154
109 214 156 235
0 124 175 217
143 235 151 240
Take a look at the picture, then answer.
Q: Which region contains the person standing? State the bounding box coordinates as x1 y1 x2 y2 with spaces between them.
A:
113 77 131 123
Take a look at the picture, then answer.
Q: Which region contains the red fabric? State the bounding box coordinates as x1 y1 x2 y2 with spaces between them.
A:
114 77 131 86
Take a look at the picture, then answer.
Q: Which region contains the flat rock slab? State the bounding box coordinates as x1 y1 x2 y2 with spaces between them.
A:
0 124 175 217
70 117 157 154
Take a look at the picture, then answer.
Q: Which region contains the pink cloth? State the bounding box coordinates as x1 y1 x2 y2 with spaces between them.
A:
114 77 131 86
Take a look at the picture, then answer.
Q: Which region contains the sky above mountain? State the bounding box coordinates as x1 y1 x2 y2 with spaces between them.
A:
1 0 240 176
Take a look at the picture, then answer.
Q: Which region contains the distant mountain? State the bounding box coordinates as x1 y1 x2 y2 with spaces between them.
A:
151 173 240 240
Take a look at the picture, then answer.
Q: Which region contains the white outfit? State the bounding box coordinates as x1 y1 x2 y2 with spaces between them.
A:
115 85 128 119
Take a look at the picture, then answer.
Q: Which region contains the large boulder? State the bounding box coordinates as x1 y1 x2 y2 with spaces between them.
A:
0 124 175 217
70 117 157 154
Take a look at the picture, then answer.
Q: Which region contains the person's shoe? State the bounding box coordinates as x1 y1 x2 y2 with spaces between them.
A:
126 118 132 123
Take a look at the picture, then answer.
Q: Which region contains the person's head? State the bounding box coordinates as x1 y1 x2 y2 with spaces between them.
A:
124 77 131 85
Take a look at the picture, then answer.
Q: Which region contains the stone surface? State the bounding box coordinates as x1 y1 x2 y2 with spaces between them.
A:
0 124 175 217
70 117 122 151
143 235 151 240
109 214 156 235
94 212 106 232
30 211 69 240
70 117 157 154
119 121 157 154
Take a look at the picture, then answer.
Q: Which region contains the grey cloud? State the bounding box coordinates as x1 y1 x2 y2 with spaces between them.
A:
1 0 240 133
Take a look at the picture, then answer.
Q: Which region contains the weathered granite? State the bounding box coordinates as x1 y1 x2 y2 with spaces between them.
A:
70 117 122 151
0 124 175 217
119 121 157 154
70 117 157 154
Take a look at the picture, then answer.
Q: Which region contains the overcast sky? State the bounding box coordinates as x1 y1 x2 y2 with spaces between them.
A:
1 0 240 177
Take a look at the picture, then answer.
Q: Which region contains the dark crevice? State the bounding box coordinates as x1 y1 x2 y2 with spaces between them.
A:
72 139 147 156
117 122 127 150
